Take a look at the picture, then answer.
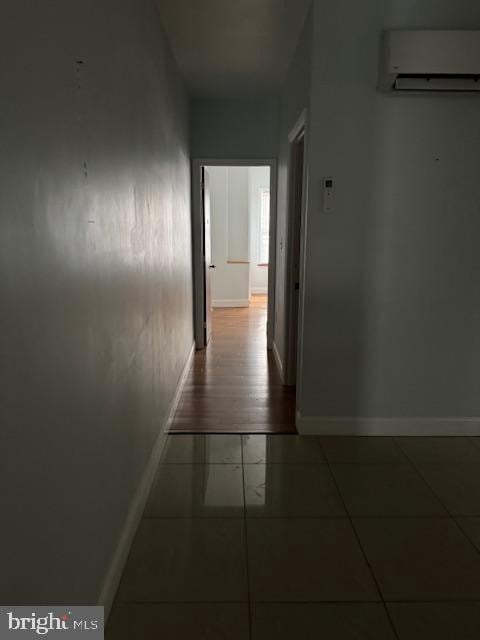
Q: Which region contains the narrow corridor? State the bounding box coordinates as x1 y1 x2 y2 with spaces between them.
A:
170 295 296 434
108 434 480 638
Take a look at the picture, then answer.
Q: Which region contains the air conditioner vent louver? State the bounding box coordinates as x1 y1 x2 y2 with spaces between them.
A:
394 74 480 92
379 31 480 93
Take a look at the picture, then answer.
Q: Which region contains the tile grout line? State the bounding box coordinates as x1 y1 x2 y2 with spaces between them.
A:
321 447 402 640
241 436 254 640
159 460 330 464
142 514 457 520
117 597 480 605
393 439 480 558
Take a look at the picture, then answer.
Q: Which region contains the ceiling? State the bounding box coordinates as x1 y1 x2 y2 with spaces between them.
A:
155 0 311 97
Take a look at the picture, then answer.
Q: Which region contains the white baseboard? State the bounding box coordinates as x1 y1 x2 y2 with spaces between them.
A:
250 287 268 295
272 341 284 382
98 342 195 619
297 412 480 436
212 299 249 308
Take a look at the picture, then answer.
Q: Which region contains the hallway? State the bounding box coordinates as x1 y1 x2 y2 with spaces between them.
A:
108 434 480 638
170 296 296 434
5 0 480 633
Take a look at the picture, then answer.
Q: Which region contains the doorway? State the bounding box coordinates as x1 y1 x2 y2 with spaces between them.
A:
169 158 296 434
207 165 270 333
193 159 277 350
284 113 308 391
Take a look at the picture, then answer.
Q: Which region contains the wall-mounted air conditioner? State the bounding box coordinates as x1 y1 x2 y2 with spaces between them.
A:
379 30 480 92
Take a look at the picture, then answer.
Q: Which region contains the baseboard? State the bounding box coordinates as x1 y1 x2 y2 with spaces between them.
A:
250 287 268 295
98 342 195 619
272 341 284 382
297 413 480 436
212 299 250 308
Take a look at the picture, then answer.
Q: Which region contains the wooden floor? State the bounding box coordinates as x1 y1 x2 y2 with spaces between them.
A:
170 295 297 433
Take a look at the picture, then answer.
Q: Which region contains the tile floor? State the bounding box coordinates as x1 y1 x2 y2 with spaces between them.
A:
107 435 480 639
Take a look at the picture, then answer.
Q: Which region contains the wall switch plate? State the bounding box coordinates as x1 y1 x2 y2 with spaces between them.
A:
322 177 334 214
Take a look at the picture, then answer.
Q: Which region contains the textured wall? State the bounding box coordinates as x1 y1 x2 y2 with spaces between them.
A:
0 0 193 603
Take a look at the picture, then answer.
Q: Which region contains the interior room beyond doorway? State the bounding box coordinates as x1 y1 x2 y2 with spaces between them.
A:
208 165 271 311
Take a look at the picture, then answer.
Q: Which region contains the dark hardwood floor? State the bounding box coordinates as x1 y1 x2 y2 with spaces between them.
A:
169 295 297 433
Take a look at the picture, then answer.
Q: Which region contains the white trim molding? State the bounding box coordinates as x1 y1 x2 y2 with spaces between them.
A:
297 413 480 436
98 342 195 619
250 287 268 295
272 341 284 383
284 109 309 389
212 299 250 308
288 109 308 143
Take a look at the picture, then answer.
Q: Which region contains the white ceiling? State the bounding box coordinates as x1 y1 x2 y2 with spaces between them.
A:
155 0 311 96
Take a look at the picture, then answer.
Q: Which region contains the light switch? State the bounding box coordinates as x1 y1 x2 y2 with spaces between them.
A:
322 177 334 214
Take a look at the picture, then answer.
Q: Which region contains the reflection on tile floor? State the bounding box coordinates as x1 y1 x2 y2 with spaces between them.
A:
108 435 480 639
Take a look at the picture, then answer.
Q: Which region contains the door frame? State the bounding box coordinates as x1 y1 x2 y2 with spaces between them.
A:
192 158 278 350
284 110 309 391
201 167 213 347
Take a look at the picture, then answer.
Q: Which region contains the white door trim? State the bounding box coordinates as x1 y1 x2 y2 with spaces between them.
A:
192 158 278 350
289 109 308 143
284 110 309 404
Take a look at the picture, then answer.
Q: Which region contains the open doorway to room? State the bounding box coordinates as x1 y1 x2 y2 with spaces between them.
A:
205 164 271 334
168 159 297 434
193 161 276 349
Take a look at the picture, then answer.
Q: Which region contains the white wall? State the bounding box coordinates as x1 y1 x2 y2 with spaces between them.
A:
209 166 250 306
190 96 279 159
1 0 193 603
249 167 271 294
299 0 480 430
